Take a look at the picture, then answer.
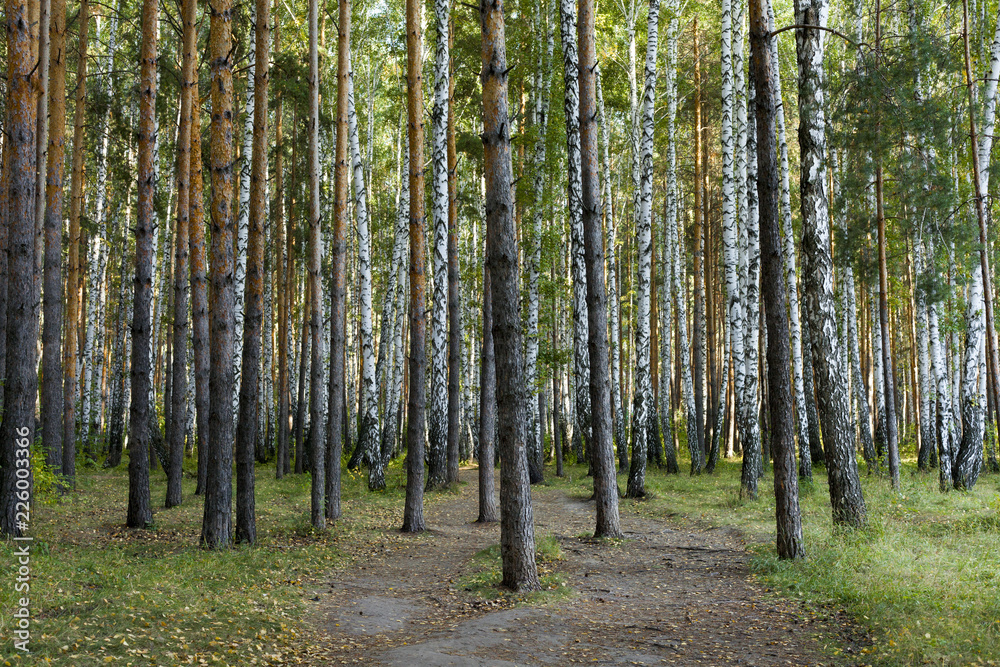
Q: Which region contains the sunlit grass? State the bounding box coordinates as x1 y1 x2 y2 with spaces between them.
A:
0 454 419 665
548 448 1000 666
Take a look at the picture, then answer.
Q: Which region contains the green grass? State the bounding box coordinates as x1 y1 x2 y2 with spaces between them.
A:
0 455 423 666
458 533 572 604
547 454 1000 666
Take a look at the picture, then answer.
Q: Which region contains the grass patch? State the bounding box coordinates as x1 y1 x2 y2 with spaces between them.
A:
546 454 1000 666
458 534 572 604
0 454 425 666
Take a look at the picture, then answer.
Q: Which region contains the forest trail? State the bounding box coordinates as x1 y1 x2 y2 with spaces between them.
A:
307 470 861 666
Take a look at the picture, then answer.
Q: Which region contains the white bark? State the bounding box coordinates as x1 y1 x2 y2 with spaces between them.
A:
627 0 659 496
741 69 761 487
428 0 450 486
526 12 555 479
234 8 255 424
955 264 986 488
672 204 697 472
560 0 591 456
769 2 810 475
597 67 625 469
348 67 379 482
929 297 953 490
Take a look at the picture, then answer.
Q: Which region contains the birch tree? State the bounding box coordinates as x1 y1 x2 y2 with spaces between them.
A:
428 0 451 490
347 66 379 492
794 0 866 526
626 0 660 499
559 0 591 460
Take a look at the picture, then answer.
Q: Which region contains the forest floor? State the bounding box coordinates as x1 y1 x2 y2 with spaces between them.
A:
305 470 864 666
4 455 998 666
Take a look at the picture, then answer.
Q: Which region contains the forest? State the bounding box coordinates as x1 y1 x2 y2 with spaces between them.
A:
1 0 1000 661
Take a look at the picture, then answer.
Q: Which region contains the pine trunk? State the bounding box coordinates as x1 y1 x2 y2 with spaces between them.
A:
125 0 157 530
750 0 805 559
402 0 427 532
201 0 236 548
481 0 543 587
235 0 269 541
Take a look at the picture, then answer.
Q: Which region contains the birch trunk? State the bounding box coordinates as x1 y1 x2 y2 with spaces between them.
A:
346 66 379 491
526 13 554 484
559 0 591 461
741 68 762 495
794 0 866 526
427 0 450 490
235 0 268 541
626 0 659 498
597 67 626 471
768 1 811 477
233 1 255 425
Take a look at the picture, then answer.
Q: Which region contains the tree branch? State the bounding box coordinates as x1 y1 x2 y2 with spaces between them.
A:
769 23 860 48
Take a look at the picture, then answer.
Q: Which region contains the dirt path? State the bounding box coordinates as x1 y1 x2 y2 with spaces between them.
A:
307 471 860 666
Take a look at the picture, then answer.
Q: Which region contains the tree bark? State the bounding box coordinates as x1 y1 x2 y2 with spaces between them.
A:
559 0 591 463
42 0 67 473
427 0 451 491
306 0 325 524
481 0 542 588
477 266 499 523
166 0 197 509
125 0 157 531
201 0 236 548
61 0 89 484
402 0 427 532
235 0 269 542
190 99 209 495
446 18 462 486
794 0 867 526
578 0 623 537
750 0 805 559
626 0 660 498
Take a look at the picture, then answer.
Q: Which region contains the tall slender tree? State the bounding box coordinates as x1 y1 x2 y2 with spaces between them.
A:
477 266 499 523
0 0 39 537
750 0 805 559
42 0 67 473
446 18 462 486
402 0 427 532
191 98 209 496
794 0 866 526
579 0 624 538
202 0 236 548
235 0 269 542
481 0 542 588
62 0 90 485
306 0 325 527
427 0 451 490
626 0 660 498
166 0 197 509
559 0 590 461
125 0 158 531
